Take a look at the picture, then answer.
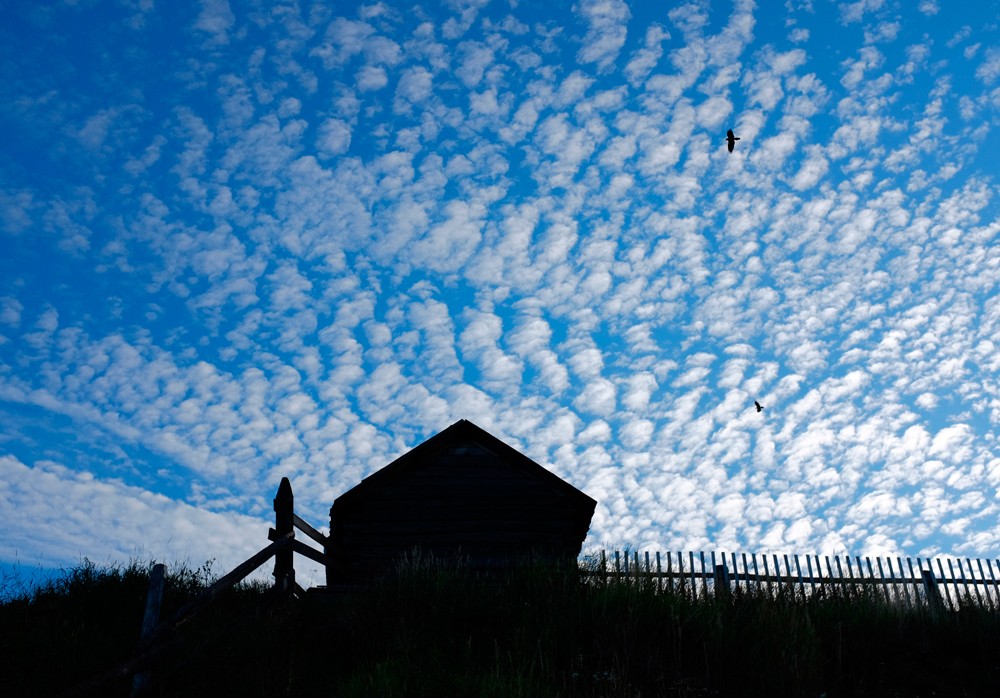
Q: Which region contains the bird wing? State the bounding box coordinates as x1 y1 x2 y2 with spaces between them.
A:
728 141 734 152
727 129 734 139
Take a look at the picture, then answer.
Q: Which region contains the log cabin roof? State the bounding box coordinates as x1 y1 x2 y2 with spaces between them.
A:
332 419 596 517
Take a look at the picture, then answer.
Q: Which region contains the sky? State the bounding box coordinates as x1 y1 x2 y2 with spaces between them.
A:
1 0 999 590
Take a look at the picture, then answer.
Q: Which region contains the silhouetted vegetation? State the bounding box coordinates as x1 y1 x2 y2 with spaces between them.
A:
3 555 1000 696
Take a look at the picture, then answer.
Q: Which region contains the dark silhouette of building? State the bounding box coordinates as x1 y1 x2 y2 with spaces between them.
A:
325 419 597 587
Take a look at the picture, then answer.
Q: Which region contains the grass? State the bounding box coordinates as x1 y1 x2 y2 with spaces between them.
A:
2 555 1000 697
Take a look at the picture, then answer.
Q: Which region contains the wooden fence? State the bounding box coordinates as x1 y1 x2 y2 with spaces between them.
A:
64 477 328 697
581 550 1000 612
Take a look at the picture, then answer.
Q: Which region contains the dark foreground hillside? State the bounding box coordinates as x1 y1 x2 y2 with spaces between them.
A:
3 558 1000 697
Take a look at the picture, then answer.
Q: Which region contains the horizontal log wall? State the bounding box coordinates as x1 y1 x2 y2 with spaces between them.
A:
327 440 596 586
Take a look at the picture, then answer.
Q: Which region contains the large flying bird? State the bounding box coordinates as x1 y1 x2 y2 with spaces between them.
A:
754 401 763 413
727 129 740 153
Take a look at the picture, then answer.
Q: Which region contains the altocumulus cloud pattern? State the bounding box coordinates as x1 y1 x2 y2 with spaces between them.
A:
1 0 999 586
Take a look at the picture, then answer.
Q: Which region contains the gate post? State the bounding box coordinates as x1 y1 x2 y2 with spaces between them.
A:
273 477 295 594
131 562 167 696
921 567 944 615
714 564 731 602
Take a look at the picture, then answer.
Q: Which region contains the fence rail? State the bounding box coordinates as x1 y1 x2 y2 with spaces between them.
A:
580 550 1000 612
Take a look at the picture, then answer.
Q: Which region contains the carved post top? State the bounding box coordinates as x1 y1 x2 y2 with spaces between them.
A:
274 477 293 512
272 478 294 589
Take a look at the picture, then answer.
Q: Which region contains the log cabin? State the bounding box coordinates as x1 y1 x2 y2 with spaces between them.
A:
325 419 597 586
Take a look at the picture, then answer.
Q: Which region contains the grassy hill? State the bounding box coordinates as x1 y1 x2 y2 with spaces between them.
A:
3 556 1000 697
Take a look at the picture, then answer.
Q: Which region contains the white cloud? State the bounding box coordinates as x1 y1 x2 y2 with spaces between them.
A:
975 48 1000 85
574 0 631 71
791 146 830 191
0 455 309 585
195 0 235 43
838 0 886 24
394 66 435 113
412 199 485 273
455 40 495 87
0 189 35 234
441 0 490 39
0 297 23 327
624 24 670 86
317 119 353 159
573 377 617 416
356 64 389 92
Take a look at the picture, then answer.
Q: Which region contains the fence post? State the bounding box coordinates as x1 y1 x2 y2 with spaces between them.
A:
921 568 944 615
131 563 166 696
273 477 295 594
714 564 730 602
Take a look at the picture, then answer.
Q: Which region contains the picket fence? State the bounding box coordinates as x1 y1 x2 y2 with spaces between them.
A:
581 550 1000 612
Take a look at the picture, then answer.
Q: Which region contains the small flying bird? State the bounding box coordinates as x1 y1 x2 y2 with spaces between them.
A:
726 129 740 153
754 401 763 413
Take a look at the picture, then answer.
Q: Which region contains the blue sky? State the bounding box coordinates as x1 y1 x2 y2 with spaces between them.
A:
1 0 998 588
